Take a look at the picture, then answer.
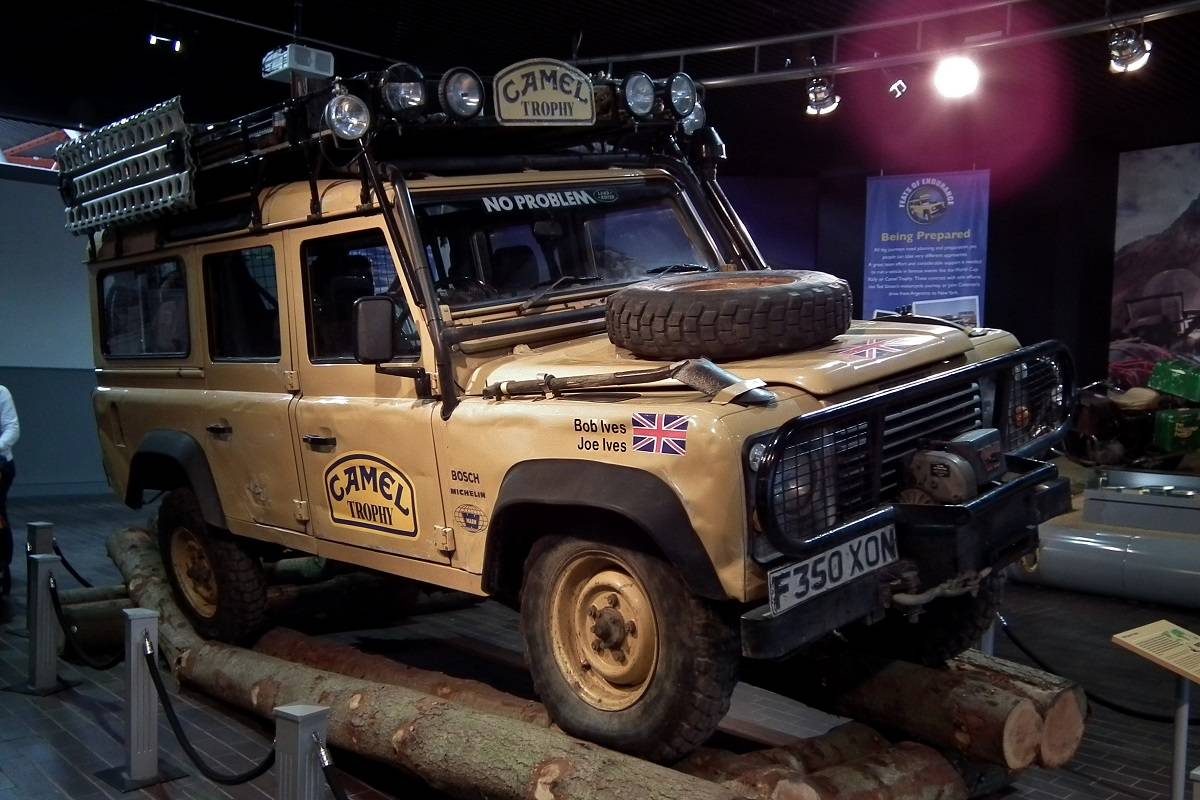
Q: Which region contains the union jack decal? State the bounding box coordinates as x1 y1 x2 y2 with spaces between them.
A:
632 413 690 456
831 337 913 359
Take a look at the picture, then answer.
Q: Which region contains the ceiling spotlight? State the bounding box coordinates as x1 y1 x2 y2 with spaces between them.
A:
805 76 840 115
933 55 980 98
1109 28 1152 73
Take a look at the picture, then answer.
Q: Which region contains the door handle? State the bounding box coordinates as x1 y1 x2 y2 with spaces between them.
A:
205 422 233 436
302 434 337 449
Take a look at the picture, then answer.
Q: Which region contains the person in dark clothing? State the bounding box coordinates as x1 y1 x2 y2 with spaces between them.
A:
0 384 19 596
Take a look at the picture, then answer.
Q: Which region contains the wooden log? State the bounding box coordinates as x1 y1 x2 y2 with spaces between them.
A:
59 584 129 605
827 661 1044 771
804 742 968 800
947 650 1085 768
106 529 745 800
679 723 888 781
254 627 552 727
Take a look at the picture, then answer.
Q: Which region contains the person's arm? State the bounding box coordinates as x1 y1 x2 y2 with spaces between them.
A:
0 388 19 454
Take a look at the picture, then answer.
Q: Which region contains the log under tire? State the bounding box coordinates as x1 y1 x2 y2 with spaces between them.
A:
158 488 268 645
605 270 852 361
520 535 740 763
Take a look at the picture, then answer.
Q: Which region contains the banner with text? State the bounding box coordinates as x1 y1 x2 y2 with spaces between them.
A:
863 170 990 327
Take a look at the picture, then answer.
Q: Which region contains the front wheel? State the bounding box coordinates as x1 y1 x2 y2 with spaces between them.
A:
158 488 269 644
520 536 739 762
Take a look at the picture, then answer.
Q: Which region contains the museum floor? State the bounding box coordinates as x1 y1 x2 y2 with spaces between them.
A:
0 493 1195 800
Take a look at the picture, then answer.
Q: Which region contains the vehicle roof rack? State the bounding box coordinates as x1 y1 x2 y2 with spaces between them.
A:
57 59 705 236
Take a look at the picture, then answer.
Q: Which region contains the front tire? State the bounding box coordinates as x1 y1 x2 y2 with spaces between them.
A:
158 488 268 644
520 536 739 762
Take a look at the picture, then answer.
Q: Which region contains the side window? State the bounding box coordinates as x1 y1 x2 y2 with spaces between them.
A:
98 259 188 358
204 246 280 361
301 229 420 362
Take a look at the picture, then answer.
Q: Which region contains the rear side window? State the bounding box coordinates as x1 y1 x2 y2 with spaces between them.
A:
301 229 419 362
204 246 281 361
98 259 188 358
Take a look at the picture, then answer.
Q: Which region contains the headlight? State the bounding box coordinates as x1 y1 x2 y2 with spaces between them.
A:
666 72 697 117
681 101 706 134
621 72 655 117
324 93 371 140
382 63 426 112
439 67 484 120
747 441 768 472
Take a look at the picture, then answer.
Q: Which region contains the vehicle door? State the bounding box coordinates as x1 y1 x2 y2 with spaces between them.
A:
284 219 448 564
192 237 309 534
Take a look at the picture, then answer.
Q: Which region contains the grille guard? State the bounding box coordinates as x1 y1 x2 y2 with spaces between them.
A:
754 340 1074 559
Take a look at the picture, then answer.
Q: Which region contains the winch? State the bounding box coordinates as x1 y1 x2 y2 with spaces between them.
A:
901 428 1006 504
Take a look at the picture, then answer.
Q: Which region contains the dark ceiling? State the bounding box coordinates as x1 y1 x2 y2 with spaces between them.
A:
3 0 1199 177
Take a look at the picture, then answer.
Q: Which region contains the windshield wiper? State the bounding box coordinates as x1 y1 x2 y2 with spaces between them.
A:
646 263 711 275
517 275 602 315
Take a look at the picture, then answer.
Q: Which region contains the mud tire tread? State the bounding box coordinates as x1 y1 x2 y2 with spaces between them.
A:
606 270 852 361
520 535 739 762
158 488 269 645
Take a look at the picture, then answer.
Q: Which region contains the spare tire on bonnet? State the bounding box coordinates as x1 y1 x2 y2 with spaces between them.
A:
606 270 852 361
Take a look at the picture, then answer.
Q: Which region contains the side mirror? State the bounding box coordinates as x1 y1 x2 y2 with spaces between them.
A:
353 296 395 364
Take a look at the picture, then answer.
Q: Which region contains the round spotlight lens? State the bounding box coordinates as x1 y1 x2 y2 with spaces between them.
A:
933 55 980 99
323 93 371 140
439 67 484 120
382 63 426 112
622 71 655 117
805 77 840 116
681 101 706 134
667 72 697 117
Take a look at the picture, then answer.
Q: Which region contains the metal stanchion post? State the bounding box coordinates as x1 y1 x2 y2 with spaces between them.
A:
7 522 56 638
97 609 186 791
3 554 75 695
979 620 996 656
1172 676 1192 800
274 705 330 800
1190 765 1199 800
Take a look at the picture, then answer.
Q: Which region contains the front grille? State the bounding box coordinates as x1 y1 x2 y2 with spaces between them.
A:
756 341 1073 555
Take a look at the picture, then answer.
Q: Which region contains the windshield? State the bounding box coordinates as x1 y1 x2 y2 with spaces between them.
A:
411 180 720 310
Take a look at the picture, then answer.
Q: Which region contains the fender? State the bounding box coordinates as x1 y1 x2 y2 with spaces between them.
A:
487 459 725 599
126 429 226 529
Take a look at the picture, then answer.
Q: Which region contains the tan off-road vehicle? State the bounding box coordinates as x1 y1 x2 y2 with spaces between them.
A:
60 58 1073 761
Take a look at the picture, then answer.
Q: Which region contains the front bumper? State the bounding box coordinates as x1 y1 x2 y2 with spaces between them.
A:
740 456 1068 659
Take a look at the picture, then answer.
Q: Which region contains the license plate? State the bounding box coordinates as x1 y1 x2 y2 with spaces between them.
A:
767 525 898 616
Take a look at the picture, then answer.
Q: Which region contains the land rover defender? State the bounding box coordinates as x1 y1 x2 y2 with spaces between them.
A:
59 57 1073 762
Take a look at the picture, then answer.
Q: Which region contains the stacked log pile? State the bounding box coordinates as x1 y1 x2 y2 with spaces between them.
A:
89 528 1084 800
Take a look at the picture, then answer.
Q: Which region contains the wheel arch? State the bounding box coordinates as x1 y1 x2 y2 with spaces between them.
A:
126 429 226 529
483 460 726 602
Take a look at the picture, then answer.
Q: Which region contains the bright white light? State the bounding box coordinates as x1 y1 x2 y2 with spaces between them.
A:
933 55 980 99
173 39 182 53
1110 39 1151 73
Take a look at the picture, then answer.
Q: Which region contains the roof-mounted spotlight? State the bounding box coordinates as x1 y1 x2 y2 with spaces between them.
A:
324 89 372 140
682 102 706 135
805 75 840 115
933 55 980 98
439 67 485 120
621 71 656 118
665 73 698 118
1109 28 1152 73
381 63 426 113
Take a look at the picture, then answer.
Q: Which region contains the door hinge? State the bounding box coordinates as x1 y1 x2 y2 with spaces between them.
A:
293 499 310 522
284 370 300 393
434 524 456 554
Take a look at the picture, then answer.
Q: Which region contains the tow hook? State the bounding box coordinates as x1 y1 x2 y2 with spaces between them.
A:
891 567 993 610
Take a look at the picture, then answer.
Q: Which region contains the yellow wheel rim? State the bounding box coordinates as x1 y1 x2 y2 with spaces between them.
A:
548 550 659 711
169 526 219 619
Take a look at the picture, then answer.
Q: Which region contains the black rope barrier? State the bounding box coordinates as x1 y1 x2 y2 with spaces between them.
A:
314 734 351 800
47 577 123 671
143 642 276 785
996 613 1200 726
52 541 95 588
